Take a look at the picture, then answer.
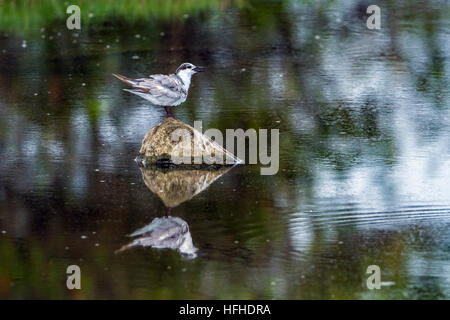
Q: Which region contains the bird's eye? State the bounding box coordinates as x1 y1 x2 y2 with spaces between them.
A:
187 65 192 69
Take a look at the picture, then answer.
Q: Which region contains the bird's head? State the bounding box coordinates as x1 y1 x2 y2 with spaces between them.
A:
176 62 205 78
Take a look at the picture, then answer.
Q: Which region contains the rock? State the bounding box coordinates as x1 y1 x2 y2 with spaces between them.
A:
136 117 240 166
139 166 233 208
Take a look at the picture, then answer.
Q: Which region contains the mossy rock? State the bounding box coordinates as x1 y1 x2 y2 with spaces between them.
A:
136 117 240 166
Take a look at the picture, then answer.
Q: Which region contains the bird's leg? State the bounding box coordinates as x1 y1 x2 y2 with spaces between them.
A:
165 207 172 217
164 106 175 118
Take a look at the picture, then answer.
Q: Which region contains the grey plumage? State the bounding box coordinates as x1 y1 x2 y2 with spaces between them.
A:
113 62 205 109
122 74 187 106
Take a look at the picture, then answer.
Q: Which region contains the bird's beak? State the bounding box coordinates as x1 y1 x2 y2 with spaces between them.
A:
193 66 206 72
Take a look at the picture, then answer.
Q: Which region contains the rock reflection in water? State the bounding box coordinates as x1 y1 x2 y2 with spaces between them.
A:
117 165 235 257
139 165 233 208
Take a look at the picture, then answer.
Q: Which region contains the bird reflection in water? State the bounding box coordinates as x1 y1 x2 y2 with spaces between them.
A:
116 215 198 258
117 165 234 258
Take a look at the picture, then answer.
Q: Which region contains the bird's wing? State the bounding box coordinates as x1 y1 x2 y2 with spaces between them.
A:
113 73 185 101
137 74 184 98
149 74 181 88
149 74 185 92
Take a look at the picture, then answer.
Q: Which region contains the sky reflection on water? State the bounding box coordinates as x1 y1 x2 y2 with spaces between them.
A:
0 0 450 299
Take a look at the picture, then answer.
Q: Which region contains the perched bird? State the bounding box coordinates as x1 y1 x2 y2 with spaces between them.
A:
113 62 205 117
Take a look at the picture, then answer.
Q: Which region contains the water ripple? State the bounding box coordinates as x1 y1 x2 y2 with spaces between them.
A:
290 204 450 232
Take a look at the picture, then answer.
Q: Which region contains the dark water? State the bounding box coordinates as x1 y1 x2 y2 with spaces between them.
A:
1 0 450 299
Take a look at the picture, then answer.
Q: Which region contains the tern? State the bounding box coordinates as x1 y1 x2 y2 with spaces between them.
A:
113 62 205 117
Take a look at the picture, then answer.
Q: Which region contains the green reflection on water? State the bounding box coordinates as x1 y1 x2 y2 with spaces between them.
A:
0 0 244 31
0 0 450 299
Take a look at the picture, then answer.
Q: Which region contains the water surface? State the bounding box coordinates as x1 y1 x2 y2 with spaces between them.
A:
1 0 450 299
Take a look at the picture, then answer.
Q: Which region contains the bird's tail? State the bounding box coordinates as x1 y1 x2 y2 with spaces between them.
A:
114 241 136 254
112 73 135 86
